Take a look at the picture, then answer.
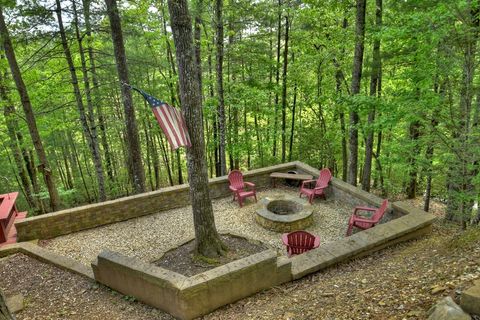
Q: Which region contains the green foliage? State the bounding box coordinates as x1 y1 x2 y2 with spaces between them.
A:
0 0 478 225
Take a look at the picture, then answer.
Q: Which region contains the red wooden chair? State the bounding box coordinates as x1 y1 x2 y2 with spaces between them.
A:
299 168 332 204
228 170 257 207
282 231 320 257
346 199 389 236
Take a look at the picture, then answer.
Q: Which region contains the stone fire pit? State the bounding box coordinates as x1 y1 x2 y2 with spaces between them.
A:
255 194 313 232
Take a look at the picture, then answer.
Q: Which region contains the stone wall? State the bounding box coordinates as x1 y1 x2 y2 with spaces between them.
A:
92 249 292 320
15 163 297 241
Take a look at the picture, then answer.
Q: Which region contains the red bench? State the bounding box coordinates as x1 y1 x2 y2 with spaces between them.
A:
0 192 27 246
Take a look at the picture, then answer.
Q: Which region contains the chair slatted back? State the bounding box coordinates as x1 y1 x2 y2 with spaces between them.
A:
371 199 389 223
287 231 317 255
315 168 332 188
228 170 245 190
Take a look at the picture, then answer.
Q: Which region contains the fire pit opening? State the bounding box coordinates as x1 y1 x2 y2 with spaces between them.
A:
255 195 313 232
267 200 302 215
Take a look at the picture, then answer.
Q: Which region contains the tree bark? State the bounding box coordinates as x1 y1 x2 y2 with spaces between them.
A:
215 0 227 176
272 0 282 158
406 121 421 199
348 0 367 186
194 0 203 94
83 0 114 183
105 0 145 193
167 0 225 257
362 0 382 191
0 7 60 211
281 14 289 163
289 52 297 162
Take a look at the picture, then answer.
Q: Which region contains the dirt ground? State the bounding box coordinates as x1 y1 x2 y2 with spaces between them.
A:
154 234 267 276
1 199 479 319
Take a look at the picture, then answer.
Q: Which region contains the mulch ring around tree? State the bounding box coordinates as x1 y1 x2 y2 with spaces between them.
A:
153 234 268 277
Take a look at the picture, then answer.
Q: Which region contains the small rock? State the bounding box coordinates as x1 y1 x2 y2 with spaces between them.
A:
361 279 368 284
431 286 448 294
6 293 24 313
407 310 423 317
428 296 471 320
460 283 480 315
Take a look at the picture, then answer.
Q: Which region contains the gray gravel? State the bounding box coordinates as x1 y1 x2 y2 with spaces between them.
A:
41 187 353 266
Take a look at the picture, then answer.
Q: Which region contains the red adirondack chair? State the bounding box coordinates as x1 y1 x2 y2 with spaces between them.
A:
346 199 389 236
299 168 332 204
228 170 257 207
282 231 320 257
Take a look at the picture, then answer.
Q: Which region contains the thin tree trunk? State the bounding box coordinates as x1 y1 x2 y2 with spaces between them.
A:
281 14 289 163
0 7 60 211
105 0 145 193
69 132 91 202
362 0 382 192
272 0 282 158
194 0 203 93
348 0 367 186
215 0 227 175
168 0 225 257
157 134 174 186
289 52 297 162
406 121 420 199
83 0 113 183
176 150 183 184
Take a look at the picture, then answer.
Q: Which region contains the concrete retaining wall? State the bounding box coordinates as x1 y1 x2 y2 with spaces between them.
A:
15 163 297 241
92 249 292 320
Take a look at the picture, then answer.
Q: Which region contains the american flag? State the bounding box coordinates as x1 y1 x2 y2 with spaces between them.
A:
131 86 191 150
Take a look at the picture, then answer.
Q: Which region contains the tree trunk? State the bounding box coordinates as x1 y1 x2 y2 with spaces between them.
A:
406 121 420 199
83 0 114 183
0 7 60 211
272 0 282 158
176 150 183 184
194 0 203 95
215 0 227 176
167 0 225 257
281 14 289 163
56 0 106 202
288 52 297 162
362 0 382 192
348 0 367 186
105 0 145 193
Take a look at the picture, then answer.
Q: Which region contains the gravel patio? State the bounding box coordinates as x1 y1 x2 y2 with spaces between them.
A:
40 186 353 266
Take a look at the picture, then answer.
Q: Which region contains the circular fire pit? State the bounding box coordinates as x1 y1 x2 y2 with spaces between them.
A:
255 195 313 232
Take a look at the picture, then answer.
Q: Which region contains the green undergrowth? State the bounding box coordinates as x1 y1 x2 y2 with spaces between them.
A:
448 225 480 250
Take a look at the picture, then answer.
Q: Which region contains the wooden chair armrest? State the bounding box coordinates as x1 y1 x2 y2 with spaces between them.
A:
281 233 289 246
301 179 316 188
314 184 328 190
352 216 374 223
229 186 238 192
244 181 255 189
313 237 320 248
353 206 376 215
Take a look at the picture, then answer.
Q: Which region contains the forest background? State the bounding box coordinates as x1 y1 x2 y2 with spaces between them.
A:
0 0 479 226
